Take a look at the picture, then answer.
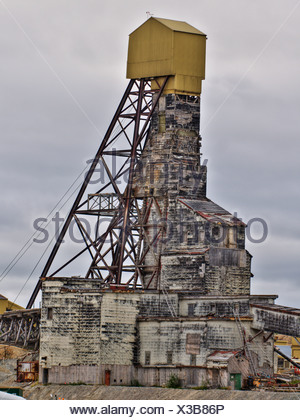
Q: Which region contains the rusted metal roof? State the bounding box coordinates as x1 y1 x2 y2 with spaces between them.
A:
178 198 246 226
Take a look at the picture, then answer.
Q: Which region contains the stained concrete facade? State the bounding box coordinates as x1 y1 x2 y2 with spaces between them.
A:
132 94 252 294
39 93 283 388
40 277 276 387
251 304 300 336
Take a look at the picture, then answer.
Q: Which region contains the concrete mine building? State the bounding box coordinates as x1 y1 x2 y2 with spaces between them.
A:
37 18 300 389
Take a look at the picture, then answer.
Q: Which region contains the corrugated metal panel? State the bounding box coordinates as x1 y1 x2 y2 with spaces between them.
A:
207 350 238 362
174 31 206 78
179 198 230 215
127 18 174 79
178 198 246 227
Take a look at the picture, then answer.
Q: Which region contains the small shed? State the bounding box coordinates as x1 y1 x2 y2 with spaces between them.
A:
207 350 250 389
127 17 206 95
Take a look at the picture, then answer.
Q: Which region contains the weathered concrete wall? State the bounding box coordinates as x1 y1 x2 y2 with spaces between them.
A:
40 281 141 370
137 317 272 375
178 295 250 317
40 278 275 385
40 279 102 368
161 250 251 294
139 293 179 317
99 292 140 365
46 364 209 387
133 94 205 200
132 93 252 293
251 304 300 336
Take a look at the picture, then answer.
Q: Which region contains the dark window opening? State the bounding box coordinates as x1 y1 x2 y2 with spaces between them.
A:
190 354 196 365
47 308 53 320
277 358 284 368
167 351 173 364
42 368 49 385
188 303 196 316
145 351 151 365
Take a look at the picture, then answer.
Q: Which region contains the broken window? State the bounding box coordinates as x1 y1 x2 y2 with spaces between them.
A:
145 351 151 365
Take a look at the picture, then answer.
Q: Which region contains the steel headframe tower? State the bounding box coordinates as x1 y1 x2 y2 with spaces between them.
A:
27 17 206 308
27 77 169 308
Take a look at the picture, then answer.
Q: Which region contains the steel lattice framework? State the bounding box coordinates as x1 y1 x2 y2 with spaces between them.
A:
27 77 169 308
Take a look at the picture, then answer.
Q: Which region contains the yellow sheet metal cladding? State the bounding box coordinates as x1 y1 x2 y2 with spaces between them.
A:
126 17 206 95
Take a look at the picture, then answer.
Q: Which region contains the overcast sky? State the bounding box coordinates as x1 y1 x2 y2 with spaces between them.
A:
0 0 299 309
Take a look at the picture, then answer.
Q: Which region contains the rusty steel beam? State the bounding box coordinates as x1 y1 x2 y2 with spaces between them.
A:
116 79 144 285
27 80 135 308
274 346 300 370
27 77 169 308
248 329 264 343
263 332 273 342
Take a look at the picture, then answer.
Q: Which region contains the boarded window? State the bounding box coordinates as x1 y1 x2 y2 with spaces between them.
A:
145 351 151 365
186 333 200 354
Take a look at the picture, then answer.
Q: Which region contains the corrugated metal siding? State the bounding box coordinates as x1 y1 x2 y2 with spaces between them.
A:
127 17 206 94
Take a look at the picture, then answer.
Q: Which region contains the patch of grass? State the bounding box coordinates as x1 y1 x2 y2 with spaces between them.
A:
65 381 87 386
290 379 300 386
166 374 181 389
130 379 143 387
192 383 209 390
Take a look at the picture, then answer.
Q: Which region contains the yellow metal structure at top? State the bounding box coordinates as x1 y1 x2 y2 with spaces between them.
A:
126 17 206 95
